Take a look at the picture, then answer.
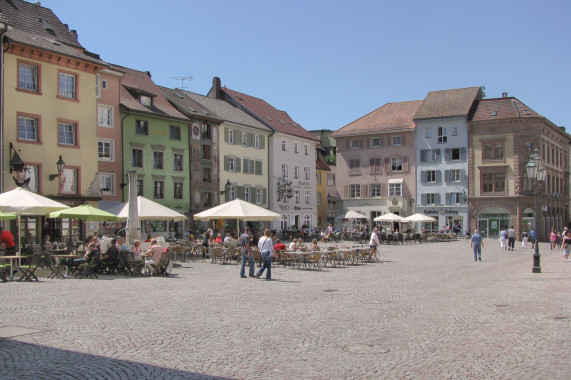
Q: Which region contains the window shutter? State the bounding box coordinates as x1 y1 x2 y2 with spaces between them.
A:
224 155 229 171
255 160 262 175
242 159 248 174
460 147 466 161
401 135 406 145
235 158 241 173
461 169 467 184
248 133 254 147
260 135 265 149
435 193 441 205
420 150 426 162
237 186 244 199
444 170 450 183
445 193 451 205
343 185 349 198
421 171 427 184
384 158 390 172
262 188 267 204
369 158 375 174
436 149 442 162
436 170 442 184
236 130 242 145
361 184 368 198
224 128 229 143
445 148 451 161
346 140 350 149
403 156 409 171
421 193 426 206
379 137 384 147
460 193 466 205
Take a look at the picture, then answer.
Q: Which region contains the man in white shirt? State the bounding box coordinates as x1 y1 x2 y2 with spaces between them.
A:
256 229 275 280
369 228 380 261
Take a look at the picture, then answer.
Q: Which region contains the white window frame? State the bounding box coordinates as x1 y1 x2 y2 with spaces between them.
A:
438 127 447 143
228 157 237 172
370 137 380 147
24 165 39 193
349 159 361 174
153 180 164 199
242 132 248 147
305 191 311 204
452 126 459 136
388 183 402 197
304 144 309 155
282 164 288 177
61 168 77 194
58 72 76 98
281 139 287 152
294 190 300 204
18 116 38 141
97 105 113 127
255 135 261 149
304 167 310 180
426 193 436 205
97 139 114 161
316 172 322 185
140 95 152 106
350 184 361 198
425 128 432 138
174 182 183 199
392 136 402 146
391 157 403 172
450 169 461 182
244 186 250 202
98 173 115 195
451 192 460 205
327 173 335 186
351 139 361 149
294 166 300 179
228 129 235 144
18 63 38 91
370 183 381 197
293 142 299 154
58 122 76 146
427 170 436 183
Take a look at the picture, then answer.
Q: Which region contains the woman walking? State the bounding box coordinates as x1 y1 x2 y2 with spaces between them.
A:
256 229 275 281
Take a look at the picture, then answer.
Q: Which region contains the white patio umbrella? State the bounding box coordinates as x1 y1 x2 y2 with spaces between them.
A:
0 187 69 253
193 199 281 236
401 213 437 223
116 196 187 222
344 210 367 219
373 212 404 222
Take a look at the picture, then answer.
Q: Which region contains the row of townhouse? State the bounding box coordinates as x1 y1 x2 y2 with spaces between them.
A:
0 0 324 242
332 87 570 240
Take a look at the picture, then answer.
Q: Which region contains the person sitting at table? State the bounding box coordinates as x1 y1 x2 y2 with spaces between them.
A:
320 229 328 243
42 234 52 251
145 239 163 274
0 226 16 255
214 233 223 243
131 240 144 263
202 229 212 258
72 243 98 266
223 233 233 244
117 237 128 251
288 240 297 251
101 238 119 267
297 238 306 250
310 239 319 251
273 238 287 251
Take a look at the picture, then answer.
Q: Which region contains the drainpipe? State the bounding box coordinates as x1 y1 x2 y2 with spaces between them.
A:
0 23 7 193
120 108 131 202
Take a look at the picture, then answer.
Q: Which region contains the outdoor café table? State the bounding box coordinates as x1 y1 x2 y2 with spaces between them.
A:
0 255 23 280
286 251 312 268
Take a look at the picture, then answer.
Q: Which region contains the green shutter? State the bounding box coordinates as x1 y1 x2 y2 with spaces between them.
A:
236 130 242 146
237 186 244 200
255 160 262 175
260 135 265 149
224 128 229 143
235 158 241 173
224 155 229 171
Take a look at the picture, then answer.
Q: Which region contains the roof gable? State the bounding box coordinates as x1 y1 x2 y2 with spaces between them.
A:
159 86 223 123
414 86 483 120
472 97 541 121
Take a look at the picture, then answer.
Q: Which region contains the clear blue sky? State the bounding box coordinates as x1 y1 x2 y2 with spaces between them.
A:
45 0 570 131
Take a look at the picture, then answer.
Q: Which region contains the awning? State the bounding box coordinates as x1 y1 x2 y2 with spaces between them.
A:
388 178 403 184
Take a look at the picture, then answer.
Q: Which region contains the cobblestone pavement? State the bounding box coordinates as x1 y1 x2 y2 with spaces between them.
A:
0 240 569 379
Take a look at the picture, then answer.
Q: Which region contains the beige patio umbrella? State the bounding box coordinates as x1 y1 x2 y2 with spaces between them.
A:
344 210 367 219
0 187 69 253
193 199 281 236
116 196 187 222
401 213 437 233
373 212 404 233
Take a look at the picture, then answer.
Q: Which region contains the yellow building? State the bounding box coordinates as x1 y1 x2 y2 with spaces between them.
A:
316 153 331 228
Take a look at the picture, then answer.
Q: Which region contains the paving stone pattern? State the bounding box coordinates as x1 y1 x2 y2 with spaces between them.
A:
0 240 569 379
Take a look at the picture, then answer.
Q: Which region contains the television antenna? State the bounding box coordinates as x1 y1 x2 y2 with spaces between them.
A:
170 75 193 90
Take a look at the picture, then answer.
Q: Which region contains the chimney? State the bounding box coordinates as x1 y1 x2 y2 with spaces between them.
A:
70 29 78 41
559 126 566 133
145 71 152 78
502 92 508 98
213 77 222 99
34 1 41 5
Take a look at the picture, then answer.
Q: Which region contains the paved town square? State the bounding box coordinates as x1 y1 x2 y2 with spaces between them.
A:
1 240 569 379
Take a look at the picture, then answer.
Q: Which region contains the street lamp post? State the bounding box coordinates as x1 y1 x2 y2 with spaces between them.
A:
525 149 546 273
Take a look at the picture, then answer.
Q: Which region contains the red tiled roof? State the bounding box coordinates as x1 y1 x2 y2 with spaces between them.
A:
222 88 318 141
414 86 483 120
316 156 331 171
472 97 541 121
332 100 422 136
115 65 188 120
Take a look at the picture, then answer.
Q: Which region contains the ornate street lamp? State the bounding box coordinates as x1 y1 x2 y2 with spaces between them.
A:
220 179 231 202
525 149 546 273
49 155 65 181
276 176 294 201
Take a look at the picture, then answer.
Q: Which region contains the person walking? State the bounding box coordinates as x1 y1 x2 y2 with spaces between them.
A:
521 230 529 249
471 229 484 262
507 226 516 251
530 228 537 249
239 227 256 278
550 228 557 250
563 230 571 261
256 229 274 281
369 227 380 261
499 228 508 250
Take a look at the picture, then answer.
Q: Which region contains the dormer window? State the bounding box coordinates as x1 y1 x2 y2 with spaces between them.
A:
140 95 152 106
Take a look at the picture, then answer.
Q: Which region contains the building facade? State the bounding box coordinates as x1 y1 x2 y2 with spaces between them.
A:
413 87 483 233
332 101 420 230
468 95 570 240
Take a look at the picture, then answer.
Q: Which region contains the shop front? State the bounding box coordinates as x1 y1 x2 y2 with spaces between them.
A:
476 207 511 239
416 206 468 234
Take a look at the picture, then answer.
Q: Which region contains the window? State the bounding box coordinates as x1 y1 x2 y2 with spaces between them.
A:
281 140 287 152
438 127 447 143
202 167 211 182
349 159 361 174
369 158 382 174
294 166 300 179
173 154 183 171
425 128 432 138
305 191 311 204
370 183 381 197
202 145 211 159
135 120 148 135
255 135 261 149
153 181 164 199
450 169 461 182
98 139 114 161
304 167 310 180
392 136 402 146
170 125 181 140
425 193 436 205
255 160 263 175
282 164 288 177
97 105 113 127
351 139 361 149
426 170 436 183
102 79 107 90
18 62 39 92
132 149 143 167
58 122 76 146
449 192 461 205
61 168 78 194
317 193 322 206
58 72 76 99
371 138 381 147
174 182 183 199
482 172 506 193
294 190 300 204
327 173 335 186
243 187 250 202
153 152 164 169
18 116 38 141
228 157 237 172
316 172 322 185
450 148 460 161
388 183 402 197
136 179 144 196
294 142 299 154
256 188 263 204
242 133 248 147
228 129 235 144
391 157 403 172
423 149 439 162
452 126 459 136
98 173 114 195
304 144 309 155
484 143 504 160
350 184 361 198
140 95 151 106
23 165 39 193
